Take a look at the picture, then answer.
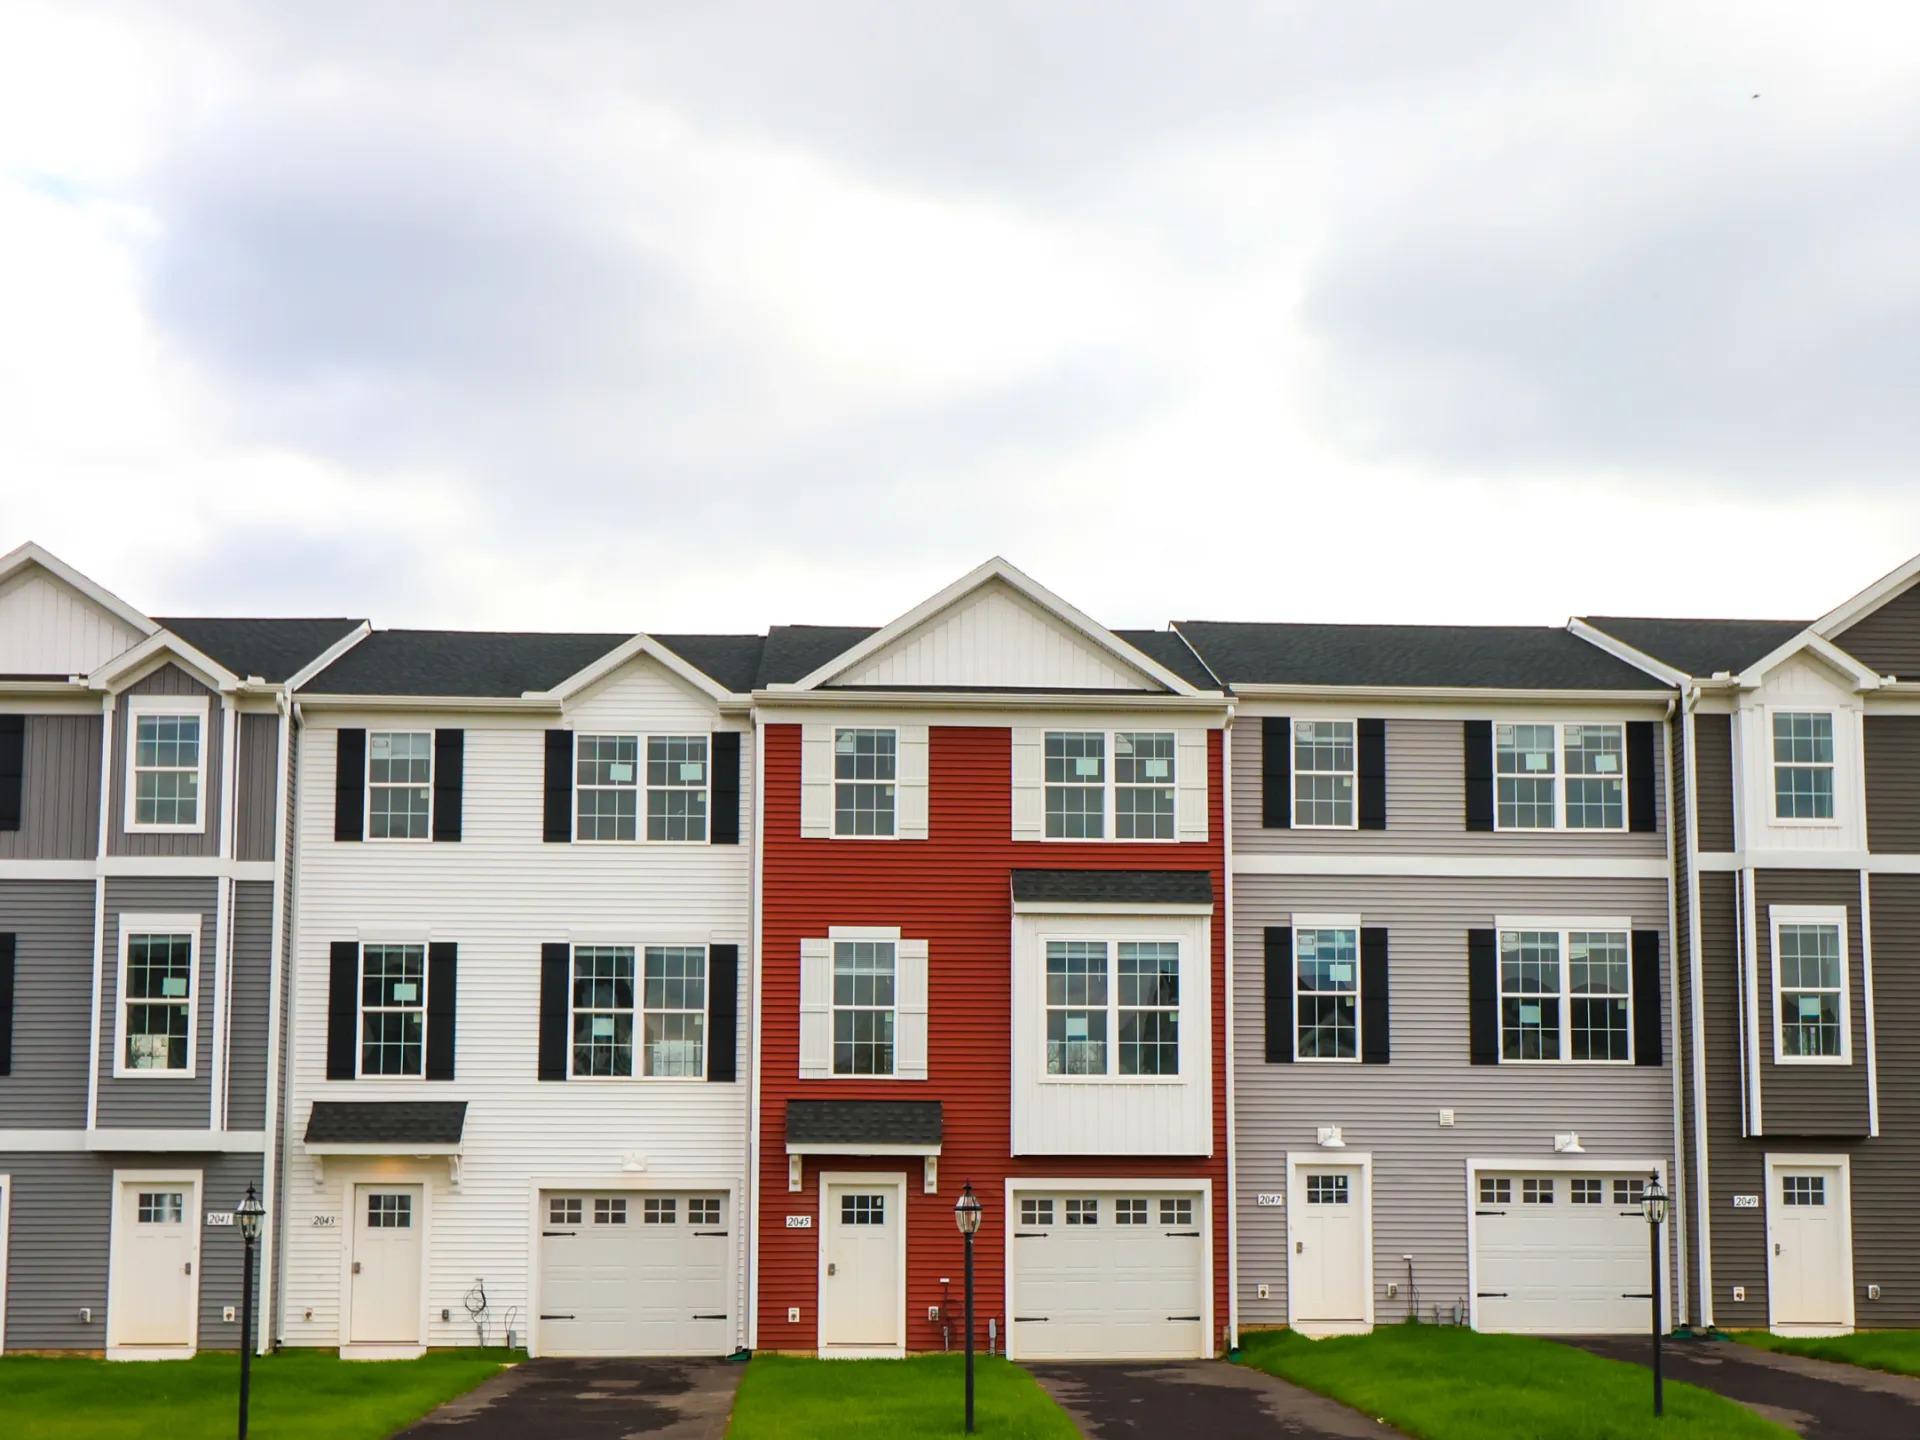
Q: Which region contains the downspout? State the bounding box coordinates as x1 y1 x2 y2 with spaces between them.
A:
745 708 766 1352
1221 707 1238 1351
210 693 238 1132
1660 693 1689 1330
86 691 114 1132
1681 685 1715 1328
258 690 295 1354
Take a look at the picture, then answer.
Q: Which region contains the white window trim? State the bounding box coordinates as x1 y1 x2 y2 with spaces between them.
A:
831 726 900 840
1765 707 1842 829
1291 911 1362 1064
1491 915 1635 1067
1040 729 1178 843
364 730 434 844
123 694 210 835
572 731 714 846
563 941 712 1082
1291 720 1359 831
112 913 202 1080
1769 905 1852 1066
1491 719 1628 833
356 941 429 1081
1038 932 1185 1083
829 935 899 1078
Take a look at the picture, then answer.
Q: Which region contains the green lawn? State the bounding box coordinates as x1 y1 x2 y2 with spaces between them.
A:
728 1354 1077 1440
1237 1326 1793 1440
1735 1328 1920 1377
2 1347 511 1440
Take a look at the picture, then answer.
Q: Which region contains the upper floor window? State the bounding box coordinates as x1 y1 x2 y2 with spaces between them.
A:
1498 927 1630 1063
1772 712 1835 821
1044 937 1180 1077
1115 733 1175 839
576 734 710 842
368 731 432 840
833 939 895 1074
361 942 427 1076
1294 721 1355 829
118 924 197 1075
1295 926 1359 1061
1044 730 1176 840
647 736 709 841
835 728 896 837
1772 914 1848 1062
569 943 708 1078
1496 722 1624 831
127 697 206 832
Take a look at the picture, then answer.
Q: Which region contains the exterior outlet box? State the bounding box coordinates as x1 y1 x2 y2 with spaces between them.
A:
1869 1284 1883 1300
1256 1283 1270 1300
79 1308 92 1325
928 1307 941 1323
1732 1286 1746 1302
223 1306 237 1323
442 1308 452 1322
1386 1282 1398 1298
788 1307 801 1324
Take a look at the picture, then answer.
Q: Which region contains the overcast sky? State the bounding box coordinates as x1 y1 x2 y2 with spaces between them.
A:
3 2 1917 634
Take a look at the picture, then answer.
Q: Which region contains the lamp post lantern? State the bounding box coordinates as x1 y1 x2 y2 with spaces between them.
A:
235 1184 266 1440
954 1182 984 1435
1642 1172 1669 1419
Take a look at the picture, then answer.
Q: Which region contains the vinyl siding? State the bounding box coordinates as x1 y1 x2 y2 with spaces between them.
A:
96 877 219 1129
0 880 95 1128
1692 714 1735 853
234 712 280 862
1834 582 1920 679
0 714 101 860
226 881 272 1130
1232 873 1675 1329
1864 716 1920 854
1754 869 1869 1138
1232 716 1665 857
0 567 144 676
107 666 224 859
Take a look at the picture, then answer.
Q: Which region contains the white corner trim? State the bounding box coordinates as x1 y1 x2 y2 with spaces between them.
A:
1859 874 1880 1136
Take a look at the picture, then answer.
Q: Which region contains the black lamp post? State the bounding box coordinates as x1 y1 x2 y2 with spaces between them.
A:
235 1184 266 1440
1643 1172 1668 1418
954 1182 984 1435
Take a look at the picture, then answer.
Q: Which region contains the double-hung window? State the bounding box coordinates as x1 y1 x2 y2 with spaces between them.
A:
1294 721 1356 828
1772 712 1835 821
368 731 432 840
126 697 207 832
1044 938 1181 1077
1044 730 1176 840
118 920 198 1075
360 943 427 1076
576 735 639 840
569 944 708 1078
647 736 709 841
1497 925 1631 1063
577 734 710 842
1772 911 1848 1062
834 729 896 837
1294 924 1360 1060
832 939 896 1074
1495 722 1625 831
1114 733 1176 839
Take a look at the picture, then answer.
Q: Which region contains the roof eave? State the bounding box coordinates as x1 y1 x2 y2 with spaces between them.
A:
1225 682 1672 703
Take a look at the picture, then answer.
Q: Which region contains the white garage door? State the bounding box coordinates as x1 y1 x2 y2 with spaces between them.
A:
1475 1172 1656 1335
1008 1190 1206 1360
537 1191 731 1356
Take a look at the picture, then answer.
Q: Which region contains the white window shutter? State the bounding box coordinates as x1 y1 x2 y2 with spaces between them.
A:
895 938 929 1079
896 725 930 840
1176 728 1209 841
1011 727 1044 840
800 724 833 838
798 937 832 1077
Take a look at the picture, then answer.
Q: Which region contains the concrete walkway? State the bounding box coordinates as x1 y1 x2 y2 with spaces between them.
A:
392 1357 743 1440
1029 1360 1409 1439
1565 1336 1920 1440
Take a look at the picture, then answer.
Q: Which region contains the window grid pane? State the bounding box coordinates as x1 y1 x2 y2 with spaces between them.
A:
124 933 193 1071
1044 732 1106 839
368 731 432 839
1117 940 1179 1075
643 945 707 1076
1114 732 1175 840
1563 724 1626 830
1045 940 1108 1074
832 940 896 1075
646 735 709 842
1568 931 1631 1061
360 943 426 1076
1497 724 1557 829
1773 713 1835 820
1499 931 1562 1061
834 729 897 836
571 945 636 1076
576 735 639 841
1295 927 1359 1060
132 714 203 827
1293 721 1356 827
1778 923 1845 1057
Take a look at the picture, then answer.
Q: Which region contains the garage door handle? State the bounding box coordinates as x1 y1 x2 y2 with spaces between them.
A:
1014 1316 1049 1323
1167 1315 1202 1322
1475 1209 1507 1217
542 1230 578 1237
1166 1230 1200 1237
693 1313 727 1320
695 1231 729 1237
1622 1292 1653 1300
1476 1292 1508 1298
1014 1231 1048 1239
540 1314 575 1321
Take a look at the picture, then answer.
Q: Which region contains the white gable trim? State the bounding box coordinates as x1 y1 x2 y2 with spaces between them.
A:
1812 549 1920 639
87 630 241 694
0 542 156 638
780 556 1202 696
529 632 735 705
1735 630 1884 692
1567 619 1690 687
286 622 373 692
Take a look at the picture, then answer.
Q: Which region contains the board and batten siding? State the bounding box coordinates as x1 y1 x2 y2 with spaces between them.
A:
280 653 754 1351
0 565 144 676
1232 715 1666 857
234 711 282 862
95 876 219 1129
0 713 101 860
0 879 95 1128
107 665 224 859
1865 716 1920 854
1232 873 1676 1329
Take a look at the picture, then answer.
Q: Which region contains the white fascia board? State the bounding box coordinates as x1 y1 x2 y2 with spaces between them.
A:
285 622 373 692
302 1141 462 1157
533 632 737 706
1011 899 1215 916
87 631 241 693
751 689 1228 714
293 692 562 712
1228 682 1673 705
78 1128 268 1153
1735 630 1885 692
1567 619 1691 687
780 555 1203 696
1811 549 1920 638
784 1141 942 1156
0 542 157 637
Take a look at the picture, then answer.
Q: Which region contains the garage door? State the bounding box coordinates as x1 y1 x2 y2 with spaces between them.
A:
537 1191 731 1356
1009 1190 1206 1360
1474 1172 1655 1334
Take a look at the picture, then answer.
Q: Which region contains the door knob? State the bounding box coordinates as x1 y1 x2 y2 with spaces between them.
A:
1774 1243 1782 1256
183 1262 192 1276
1295 1241 1304 1254
353 1261 363 1274
828 1263 837 1276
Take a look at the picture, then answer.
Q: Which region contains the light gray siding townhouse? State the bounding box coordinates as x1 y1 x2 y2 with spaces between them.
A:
1583 549 1920 1337
0 542 364 1357
1175 620 1686 1338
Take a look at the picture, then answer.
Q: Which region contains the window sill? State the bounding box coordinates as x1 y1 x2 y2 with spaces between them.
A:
1493 1058 1637 1067
125 824 206 837
1771 1055 1854 1067
1038 1074 1188 1086
1768 818 1843 829
571 838 714 848
111 1070 198 1081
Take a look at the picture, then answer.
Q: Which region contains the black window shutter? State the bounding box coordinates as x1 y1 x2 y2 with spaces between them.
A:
1264 926 1294 1062
0 715 24 832
1360 927 1390 1064
334 730 366 842
711 732 741 846
1358 718 1387 831
1464 721 1494 832
543 730 573 843
539 942 570 1080
426 942 457 1080
1627 721 1657 833
1262 718 1292 829
432 730 464 842
1633 930 1663 1067
0 932 15 1075
327 941 359 1079
1468 928 1498 1064
707 943 739 1081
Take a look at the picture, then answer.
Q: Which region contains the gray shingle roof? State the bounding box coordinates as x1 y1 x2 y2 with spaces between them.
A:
756 626 879 686
785 1099 943 1147
304 630 631 697
1174 621 1671 691
156 617 365 683
1113 628 1220 689
1012 869 1214 906
304 1100 468 1145
652 634 765 694
1579 616 1810 678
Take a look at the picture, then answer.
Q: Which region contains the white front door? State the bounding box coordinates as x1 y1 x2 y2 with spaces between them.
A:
1290 1163 1369 1335
1769 1161 1851 1333
819 1178 902 1355
113 1181 198 1349
349 1185 423 1346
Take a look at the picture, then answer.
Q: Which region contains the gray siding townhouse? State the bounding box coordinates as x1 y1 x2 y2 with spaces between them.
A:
1175 621 1686 1338
1583 550 1920 1337
0 542 363 1356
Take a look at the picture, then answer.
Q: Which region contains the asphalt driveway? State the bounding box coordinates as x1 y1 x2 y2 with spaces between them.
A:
392 1357 743 1440
1565 1336 1920 1440
1029 1360 1409 1439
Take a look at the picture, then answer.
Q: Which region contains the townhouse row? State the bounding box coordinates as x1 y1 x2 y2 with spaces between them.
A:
1 541 1915 1360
